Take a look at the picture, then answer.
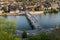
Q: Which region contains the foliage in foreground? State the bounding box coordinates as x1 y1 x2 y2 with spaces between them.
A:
1 18 60 40
0 19 21 40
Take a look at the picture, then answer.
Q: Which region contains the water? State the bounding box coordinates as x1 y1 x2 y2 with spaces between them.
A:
0 12 60 30
0 16 32 30
34 12 60 29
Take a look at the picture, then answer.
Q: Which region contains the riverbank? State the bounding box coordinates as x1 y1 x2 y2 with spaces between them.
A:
29 11 44 15
0 11 44 16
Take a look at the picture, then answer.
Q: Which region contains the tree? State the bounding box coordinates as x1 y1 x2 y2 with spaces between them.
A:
0 18 21 40
2 7 10 13
22 31 27 38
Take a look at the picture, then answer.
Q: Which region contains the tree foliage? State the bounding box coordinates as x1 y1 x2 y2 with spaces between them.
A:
22 31 27 38
0 18 21 40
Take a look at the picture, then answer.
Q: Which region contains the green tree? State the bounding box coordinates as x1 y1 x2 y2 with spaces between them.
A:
0 18 21 40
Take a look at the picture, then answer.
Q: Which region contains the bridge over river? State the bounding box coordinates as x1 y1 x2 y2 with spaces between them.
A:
16 11 53 37
26 11 42 29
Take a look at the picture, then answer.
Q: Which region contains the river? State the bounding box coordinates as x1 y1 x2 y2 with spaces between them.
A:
34 12 60 29
0 12 60 31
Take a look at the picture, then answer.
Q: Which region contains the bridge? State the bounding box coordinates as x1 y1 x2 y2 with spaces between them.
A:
16 11 53 37
25 11 42 29
15 11 43 37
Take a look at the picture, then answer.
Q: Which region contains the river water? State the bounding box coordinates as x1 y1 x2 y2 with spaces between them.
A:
0 12 60 30
0 16 32 30
34 12 60 29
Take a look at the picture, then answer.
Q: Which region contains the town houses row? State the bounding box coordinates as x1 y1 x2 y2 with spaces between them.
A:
0 0 60 13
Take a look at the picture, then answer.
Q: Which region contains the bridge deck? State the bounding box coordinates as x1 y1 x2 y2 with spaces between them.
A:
26 11 42 29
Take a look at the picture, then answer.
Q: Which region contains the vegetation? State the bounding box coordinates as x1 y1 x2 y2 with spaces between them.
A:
0 19 21 40
44 8 58 13
35 6 40 11
27 29 60 40
3 7 10 13
22 31 27 38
